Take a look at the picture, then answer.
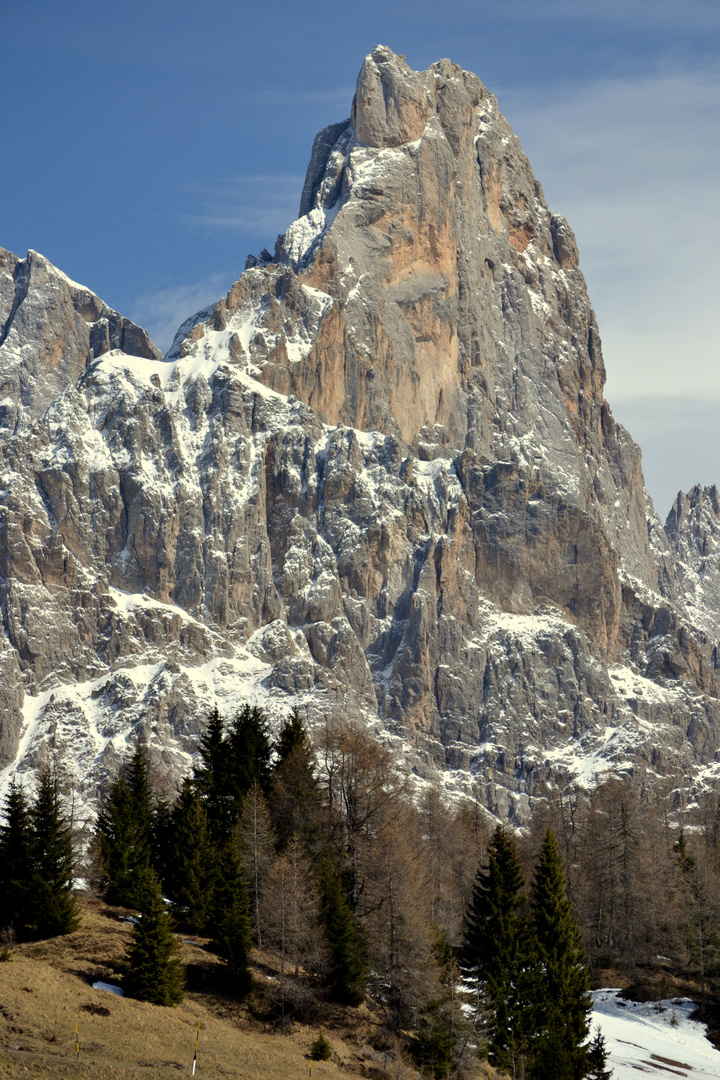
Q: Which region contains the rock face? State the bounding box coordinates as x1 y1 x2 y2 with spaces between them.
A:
2 46 720 819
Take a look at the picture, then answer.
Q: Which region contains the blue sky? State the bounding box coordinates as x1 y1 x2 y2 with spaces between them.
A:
3 0 720 515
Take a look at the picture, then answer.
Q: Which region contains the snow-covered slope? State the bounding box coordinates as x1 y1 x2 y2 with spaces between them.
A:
593 990 720 1080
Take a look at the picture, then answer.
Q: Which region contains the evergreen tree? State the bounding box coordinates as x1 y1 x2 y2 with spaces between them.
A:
150 795 174 891
275 708 308 762
125 868 184 1006
228 704 272 806
192 707 233 841
270 710 324 852
166 780 218 931
528 828 592 1080
586 1028 612 1080
413 1001 456 1079
29 766 79 938
95 743 153 908
317 856 367 1006
463 825 529 1074
210 840 253 997
0 779 33 938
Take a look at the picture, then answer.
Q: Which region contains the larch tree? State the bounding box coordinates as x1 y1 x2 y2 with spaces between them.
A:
238 780 276 946
264 838 321 978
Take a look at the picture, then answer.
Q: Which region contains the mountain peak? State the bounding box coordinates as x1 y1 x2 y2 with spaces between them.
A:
2 51 720 825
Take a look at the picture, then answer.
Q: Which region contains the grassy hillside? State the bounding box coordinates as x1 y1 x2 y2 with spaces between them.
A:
0 897 430 1080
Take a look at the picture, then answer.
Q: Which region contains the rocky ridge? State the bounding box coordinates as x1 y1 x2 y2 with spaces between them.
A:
1 47 720 821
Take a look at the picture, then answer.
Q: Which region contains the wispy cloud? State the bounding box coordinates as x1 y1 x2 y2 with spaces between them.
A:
182 174 305 237
253 86 354 109
127 274 231 354
501 62 720 401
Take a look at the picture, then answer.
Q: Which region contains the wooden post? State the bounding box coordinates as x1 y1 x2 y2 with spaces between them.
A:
192 1021 200 1075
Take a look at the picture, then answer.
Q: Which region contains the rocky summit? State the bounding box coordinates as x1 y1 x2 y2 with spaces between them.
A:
1 46 719 821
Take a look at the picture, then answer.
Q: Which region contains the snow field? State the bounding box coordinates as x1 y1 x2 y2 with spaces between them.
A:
592 989 720 1079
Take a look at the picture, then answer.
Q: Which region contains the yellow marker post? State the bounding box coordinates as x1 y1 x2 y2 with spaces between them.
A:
75 1022 80 1058
192 1021 201 1075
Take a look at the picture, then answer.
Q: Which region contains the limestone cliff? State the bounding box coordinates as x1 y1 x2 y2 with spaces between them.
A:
1 47 719 820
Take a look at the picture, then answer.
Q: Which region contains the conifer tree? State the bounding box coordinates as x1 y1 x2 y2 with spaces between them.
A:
0 779 33 938
270 710 323 852
238 780 276 946
125 868 184 1006
413 1001 456 1080
586 1028 612 1080
29 766 79 938
192 707 233 841
166 780 217 931
463 825 529 1074
210 840 253 997
95 743 153 908
318 856 367 1005
528 828 592 1080
228 704 273 805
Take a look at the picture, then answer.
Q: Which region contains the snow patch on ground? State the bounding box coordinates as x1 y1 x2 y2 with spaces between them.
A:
592 989 720 1080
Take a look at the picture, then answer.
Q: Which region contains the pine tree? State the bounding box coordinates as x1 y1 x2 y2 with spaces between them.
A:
166 780 218 931
528 828 592 1080
95 743 153 908
270 710 323 852
463 825 529 1074
228 703 272 806
586 1028 612 1080
0 779 33 938
29 766 79 938
192 707 233 841
318 856 367 1006
413 1001 456 1079
210 840 253 997
124 868 184 1006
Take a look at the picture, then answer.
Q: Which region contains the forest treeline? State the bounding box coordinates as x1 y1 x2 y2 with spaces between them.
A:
2 706 720 1078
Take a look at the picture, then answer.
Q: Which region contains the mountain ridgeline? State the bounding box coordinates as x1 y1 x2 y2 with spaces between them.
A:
1 46 720 820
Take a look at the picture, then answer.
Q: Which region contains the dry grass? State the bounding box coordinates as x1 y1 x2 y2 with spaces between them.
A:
0 898 420 1080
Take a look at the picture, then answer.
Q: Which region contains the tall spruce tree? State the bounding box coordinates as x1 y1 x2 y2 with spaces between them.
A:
463 825 530 1075
125 868 184 1006
270 710 323 852
0 779 33 938
529 828 592 1080
95 743 153 907
228 704 272 804
166 780 217 931
210 839 253 997
192 707 233 841
586 1029 612 1080
318 856 367 1006
29 766 79 938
